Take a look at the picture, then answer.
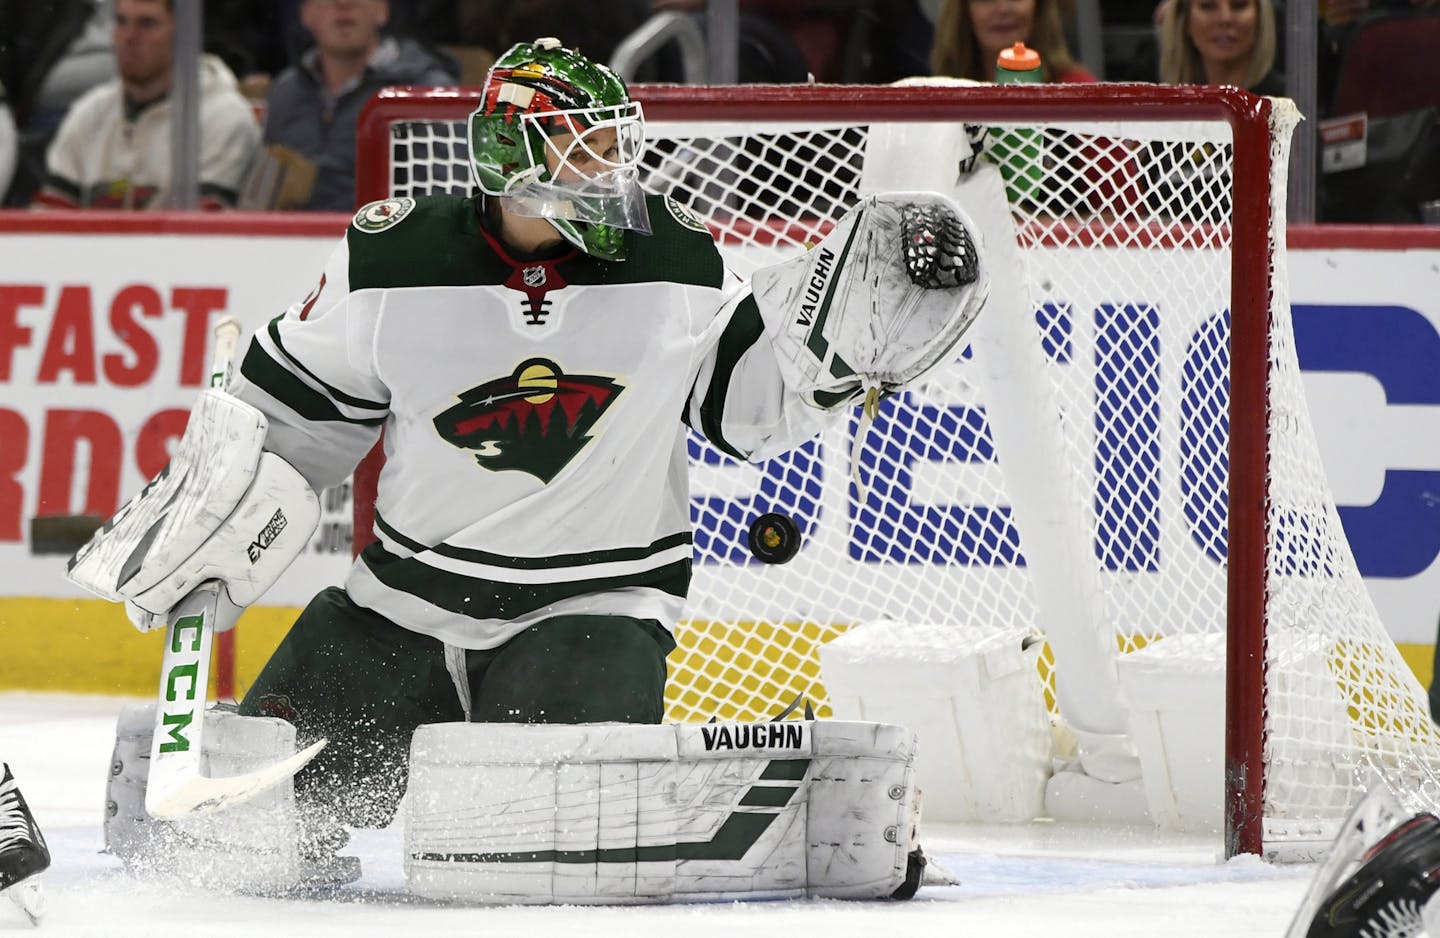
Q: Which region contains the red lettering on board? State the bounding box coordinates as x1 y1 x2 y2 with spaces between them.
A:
0 285 42 382
37 410 121 517
105 284 163 386
37 286 97 384
0 409 28 541
172 287 228 386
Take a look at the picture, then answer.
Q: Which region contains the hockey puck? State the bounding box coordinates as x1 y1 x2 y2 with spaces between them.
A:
748 512 801 564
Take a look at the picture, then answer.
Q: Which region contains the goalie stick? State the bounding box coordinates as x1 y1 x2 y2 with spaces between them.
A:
143 318 325 820
146 581 325 818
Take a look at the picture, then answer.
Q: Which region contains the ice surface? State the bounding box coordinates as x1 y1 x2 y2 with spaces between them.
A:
0 692 1313 937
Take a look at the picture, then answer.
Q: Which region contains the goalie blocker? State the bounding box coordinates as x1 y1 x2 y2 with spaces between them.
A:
65 388 319 626
405 720 924 903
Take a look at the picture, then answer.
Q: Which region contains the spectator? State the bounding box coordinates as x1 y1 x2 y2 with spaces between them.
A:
33 0 261 209
204 0 304 104
391 0 502 84
930 0 1112 220
260 0 458 212
1321 0 1440 28
1316 0 1439 115
637 0 810 83
740 0 915 82
931 0 1097 82
0 0 115 133
0 83 16 201
388 0 494 50
1157 0 1283 95
497 1 651 69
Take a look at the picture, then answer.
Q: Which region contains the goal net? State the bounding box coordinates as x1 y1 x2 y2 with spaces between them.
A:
353 82 1440 858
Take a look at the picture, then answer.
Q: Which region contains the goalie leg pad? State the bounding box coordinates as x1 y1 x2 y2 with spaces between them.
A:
105 702 315 893
67 389 319 622
404 720 919 904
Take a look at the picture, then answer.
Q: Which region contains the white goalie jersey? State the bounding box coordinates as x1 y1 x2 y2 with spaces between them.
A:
228 193 836 650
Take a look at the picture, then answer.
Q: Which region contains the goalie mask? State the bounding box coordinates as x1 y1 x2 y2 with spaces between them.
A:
469 37 650 262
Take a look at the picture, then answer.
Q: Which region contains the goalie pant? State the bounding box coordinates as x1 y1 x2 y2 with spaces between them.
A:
104 709 924 902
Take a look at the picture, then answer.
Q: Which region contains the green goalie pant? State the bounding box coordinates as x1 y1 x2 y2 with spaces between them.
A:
237 586 674 829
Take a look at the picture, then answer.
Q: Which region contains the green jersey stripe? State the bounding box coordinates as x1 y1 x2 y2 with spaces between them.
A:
360 542 692 620
375 512 692 570
267 319 388 411
690 294 765 460
239 342 386 426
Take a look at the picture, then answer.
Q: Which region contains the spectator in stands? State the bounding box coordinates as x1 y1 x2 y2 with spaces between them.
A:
393 0 501 84
260 0 458 211
739 0 922 83
1314 0 1439 115
1320 0 1440 27
389 0 499 54
931 0 1097 82
1157 0 1283 95
499 1 652 71
0 0 116 134
0 83 16 202
204 0 305 104
33 0 261 209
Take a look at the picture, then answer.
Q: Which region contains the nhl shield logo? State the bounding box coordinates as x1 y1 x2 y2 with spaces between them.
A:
522 265 547 288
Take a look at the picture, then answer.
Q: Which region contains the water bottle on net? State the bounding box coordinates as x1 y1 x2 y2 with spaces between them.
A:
989 42 1044 206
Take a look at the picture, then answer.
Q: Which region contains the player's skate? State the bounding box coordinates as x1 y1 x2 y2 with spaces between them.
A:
1288 781 1440 938
293 810 361 891
0 764 51 925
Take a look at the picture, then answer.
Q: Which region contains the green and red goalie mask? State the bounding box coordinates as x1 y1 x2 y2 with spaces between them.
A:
468 38 650 261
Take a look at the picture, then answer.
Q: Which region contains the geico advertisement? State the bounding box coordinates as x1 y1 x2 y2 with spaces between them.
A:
0 224 1438 641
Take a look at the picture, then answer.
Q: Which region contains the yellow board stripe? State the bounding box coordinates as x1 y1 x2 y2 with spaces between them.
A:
2 599 1435 728
0 598 294 698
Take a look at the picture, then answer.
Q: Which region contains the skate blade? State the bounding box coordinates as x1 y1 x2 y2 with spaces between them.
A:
4 876 45 926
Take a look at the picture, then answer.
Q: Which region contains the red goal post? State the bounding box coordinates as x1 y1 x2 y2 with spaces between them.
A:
351 82 1440 860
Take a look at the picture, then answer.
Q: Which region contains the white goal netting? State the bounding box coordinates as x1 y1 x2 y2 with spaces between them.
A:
357 83 1440 856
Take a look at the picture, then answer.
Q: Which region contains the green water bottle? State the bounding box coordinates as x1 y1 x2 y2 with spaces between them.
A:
991 42 1043 205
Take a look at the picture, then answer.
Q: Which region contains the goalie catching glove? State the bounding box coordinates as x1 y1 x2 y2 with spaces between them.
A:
65 389 319 631
751 190 988 414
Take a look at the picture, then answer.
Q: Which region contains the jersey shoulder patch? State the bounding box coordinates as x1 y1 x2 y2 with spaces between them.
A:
347 195 506 291
664 195 709 234
352 197 417 234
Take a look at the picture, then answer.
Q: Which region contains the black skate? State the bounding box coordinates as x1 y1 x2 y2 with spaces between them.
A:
0 764 50 925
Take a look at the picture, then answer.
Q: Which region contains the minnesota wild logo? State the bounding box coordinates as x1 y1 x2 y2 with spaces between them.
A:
352 197 415 233
433 359 623 483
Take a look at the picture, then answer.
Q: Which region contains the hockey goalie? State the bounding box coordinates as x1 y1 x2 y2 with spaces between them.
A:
67 37 994 902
